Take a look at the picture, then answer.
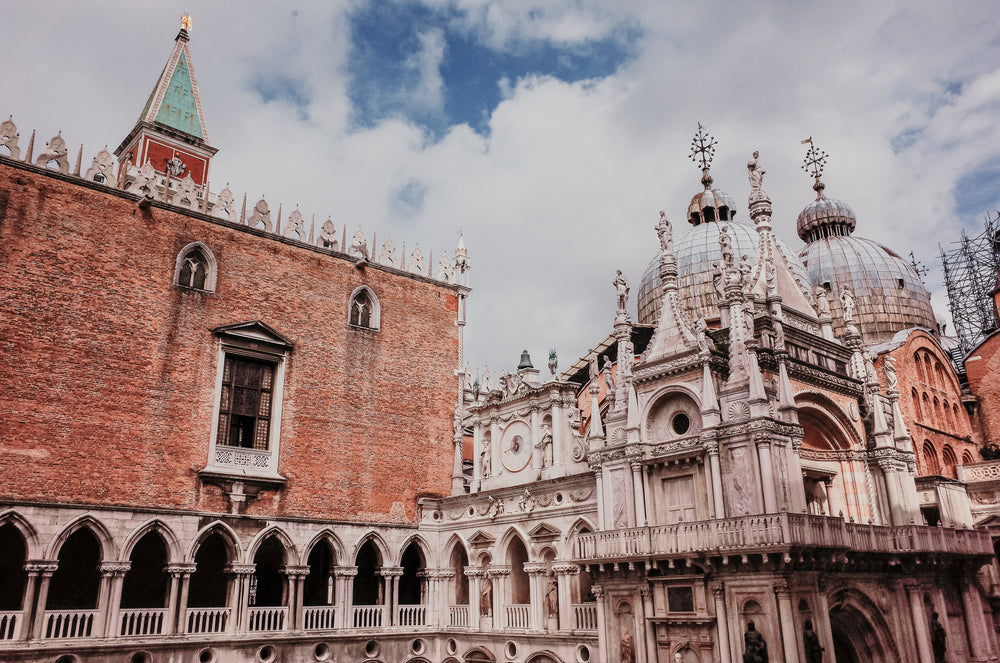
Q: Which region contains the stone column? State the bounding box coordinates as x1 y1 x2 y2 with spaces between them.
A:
596 470 606 530
464 568 484 630
640 585 656 663
631 461 647 527
473 421 484 491
488 566 510 628
756 436 777 513
283 565 310 630
813 577 836 662
880 460 908 526
705 439 725 518
551 400 563 468
97 561 130 637
226 563 255 633
961 577 992 659
774 581 800 663
165 563 195 635
26 561 58 640
553 563 579 632
524 563 548 631
593 585 608 663
711 582 732 663
334 566 357 629
905 581 934 663
380 566 403 626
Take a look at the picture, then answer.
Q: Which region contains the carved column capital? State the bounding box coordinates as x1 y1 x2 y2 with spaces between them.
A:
100 561 132 576
773 580 791 597
640 585 651 599
523 563 549 576
24 560 59 576
378 566 404 578
551 563 580 576
702 439 719 454
334 566 359 578
225 563 256 576
591 584 604 600
463 568 486 578
487 565 512 577
165 563 198 577
282 565 311 578
710 582 725 598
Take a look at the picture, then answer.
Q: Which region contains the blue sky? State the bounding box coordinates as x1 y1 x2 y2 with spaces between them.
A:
4 1 1000 373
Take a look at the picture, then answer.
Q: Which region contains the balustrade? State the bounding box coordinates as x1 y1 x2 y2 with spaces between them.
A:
0 611 19 640
248 606 287 632
119 608 166 637
448 605 470 627
573 603 597 631
505 604 530 629
186 607 230 634
44 610 96 639
352 605 384 629
397 604 426 627
302 606 336 630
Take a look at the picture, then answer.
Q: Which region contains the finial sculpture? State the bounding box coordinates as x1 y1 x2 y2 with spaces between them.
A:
656 210 673 255
689 123 718 189
801 136 830 200
747 150 766 198
613 270 629 312
181 14 193 32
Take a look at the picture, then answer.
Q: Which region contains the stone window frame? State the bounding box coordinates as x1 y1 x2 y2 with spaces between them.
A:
347 285 381 331
174 241 218 292
201 322 292 483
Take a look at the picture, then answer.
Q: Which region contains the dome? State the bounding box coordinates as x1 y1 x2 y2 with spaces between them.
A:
798 235 937 344
688 187 737 226
636 221 811 325
797 195 857 242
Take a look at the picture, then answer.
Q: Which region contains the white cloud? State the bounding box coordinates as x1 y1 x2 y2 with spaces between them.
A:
407 28 448 114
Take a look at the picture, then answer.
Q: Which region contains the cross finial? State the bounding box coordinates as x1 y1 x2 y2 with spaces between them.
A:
801 137 828 180
689 123 718 171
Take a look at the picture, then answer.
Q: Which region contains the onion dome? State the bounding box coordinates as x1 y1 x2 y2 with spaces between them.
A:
796 139 936 343
638 221 809 325
688 186 737 226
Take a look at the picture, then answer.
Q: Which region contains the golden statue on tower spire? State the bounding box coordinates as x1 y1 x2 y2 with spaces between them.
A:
181 13 193 32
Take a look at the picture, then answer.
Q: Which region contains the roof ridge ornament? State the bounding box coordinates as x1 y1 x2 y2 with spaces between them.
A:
801 137 829 200
181 13 193 33
689 123 717 189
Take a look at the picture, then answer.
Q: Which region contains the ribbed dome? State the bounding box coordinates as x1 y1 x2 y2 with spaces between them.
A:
797 195 857 242
798 236 937 344
688 187 737 226
637 221 810 325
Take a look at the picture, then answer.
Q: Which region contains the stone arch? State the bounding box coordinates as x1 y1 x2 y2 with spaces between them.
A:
962 450 975 465
828 587 900 663
244 525 296 564
525 652 563 663
464 647 496 662
0 510 40 559
186 521 242 563
941 445 958 478
504 532 531 606
350 530 391 564
496 527 532 564
173 241 218 292
348 285 381 330
794 391 860 450
300 528 345 567
395 533 434 567
398 538 429 607
46 514 116 561
923 441 940 475
120 518 181 564
445 535 470 606
641 383 703 443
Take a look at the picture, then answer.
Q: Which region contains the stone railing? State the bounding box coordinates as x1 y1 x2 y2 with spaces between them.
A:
44 610 97 639
397 604 427 627
119 608 167 636
302 606 336 630
186 607 230 634
0 611 21 640
960 460 1000 483
449 605 470 627
505 604 530 629
573 603 598 631
574 512 993 561
352 605 384 629
247 606 287 632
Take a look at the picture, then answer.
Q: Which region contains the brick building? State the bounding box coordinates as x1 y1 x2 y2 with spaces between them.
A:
1 19 999 663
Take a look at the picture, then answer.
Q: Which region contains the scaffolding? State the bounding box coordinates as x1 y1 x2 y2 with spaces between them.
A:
941 211 1000 355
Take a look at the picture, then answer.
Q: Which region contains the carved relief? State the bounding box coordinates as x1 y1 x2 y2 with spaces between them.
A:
611 468 628 528
729 446 753 515
728 401 751 422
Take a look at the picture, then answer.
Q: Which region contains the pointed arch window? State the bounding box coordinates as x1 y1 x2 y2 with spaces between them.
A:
174 242 218 292
348 286 380 330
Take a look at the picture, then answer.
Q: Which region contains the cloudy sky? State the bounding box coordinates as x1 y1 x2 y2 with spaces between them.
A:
6 2 1000 376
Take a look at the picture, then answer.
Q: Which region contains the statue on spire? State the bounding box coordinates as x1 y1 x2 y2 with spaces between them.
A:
181 14 193 32
747 150 766 199
656 211 673 256
613 270 630 312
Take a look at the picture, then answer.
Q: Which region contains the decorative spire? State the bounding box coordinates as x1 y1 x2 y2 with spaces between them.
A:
689 123 717 189
801 137 829 200
180 13 193 32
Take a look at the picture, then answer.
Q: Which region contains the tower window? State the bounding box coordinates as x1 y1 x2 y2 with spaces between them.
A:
348 286 380 331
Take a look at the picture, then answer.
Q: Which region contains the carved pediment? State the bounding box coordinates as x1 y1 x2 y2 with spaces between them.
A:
214 321 294 350
467 530 496 548
527 522 561 542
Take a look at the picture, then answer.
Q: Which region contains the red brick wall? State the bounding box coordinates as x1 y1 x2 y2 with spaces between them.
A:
0 160 459 521
966 328 1000 451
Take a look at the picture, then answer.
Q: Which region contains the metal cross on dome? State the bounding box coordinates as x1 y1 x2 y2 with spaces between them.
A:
689 123 717 171
801 137 829 180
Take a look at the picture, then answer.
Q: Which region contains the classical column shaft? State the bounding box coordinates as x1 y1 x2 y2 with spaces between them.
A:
334 568 356 629
639 586 655 663
709 447 725 518
961 580 990 659
594 586 608 663
103 569 128 637
596 470 606 530
631 462 647 527
19 569 40 640
31 570 55 640
551 401 562 467
813 584 836 662
774 584 800 663
757 440 777 513
555 567 577 631
712 585 732 663
906 583 934 663
175 571 192 634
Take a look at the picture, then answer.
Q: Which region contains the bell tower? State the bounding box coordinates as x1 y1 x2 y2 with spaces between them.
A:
114 14 217 192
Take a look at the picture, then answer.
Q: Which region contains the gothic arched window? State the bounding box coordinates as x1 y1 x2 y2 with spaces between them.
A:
348 286 380 330
174 242 218 292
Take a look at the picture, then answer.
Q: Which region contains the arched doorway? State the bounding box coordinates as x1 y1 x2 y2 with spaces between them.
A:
828 591 899 663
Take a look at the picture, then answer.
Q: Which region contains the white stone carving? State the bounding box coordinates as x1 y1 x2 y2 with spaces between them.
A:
248 198 272 232
318 218 337 249
410 245 424 275
284 209 305 240
84 147 114 184
437 251 454 282
380 236 397 266
216 186 235 221
36 132 69 173
134 162 158 199
349 227 369 260
611 468 628 528
0 116 21 160
175 174 197 209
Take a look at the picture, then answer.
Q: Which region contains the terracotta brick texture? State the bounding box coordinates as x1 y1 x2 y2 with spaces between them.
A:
0 160 460 521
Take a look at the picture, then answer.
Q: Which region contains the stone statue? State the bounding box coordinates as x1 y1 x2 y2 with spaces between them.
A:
603 363 616 396
748 150 765 196
518 488 536 513
743 621 768 663
480 369 492 393
487 495 504 520
545 574 559 618
620 629 635 663
656 210 673 255
765 259 777 294
614 270 630 311
480 442 490 478
738 254 753 285
548 349 558 376
883 355 898 391
588 350 600 383
712 261 725 298
803 619 823 663
840 287 856 323
719 225 734 267
480 578 493 616
536 425 553 467
696 318 715 353
931 612 946 663
814 286 831 317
